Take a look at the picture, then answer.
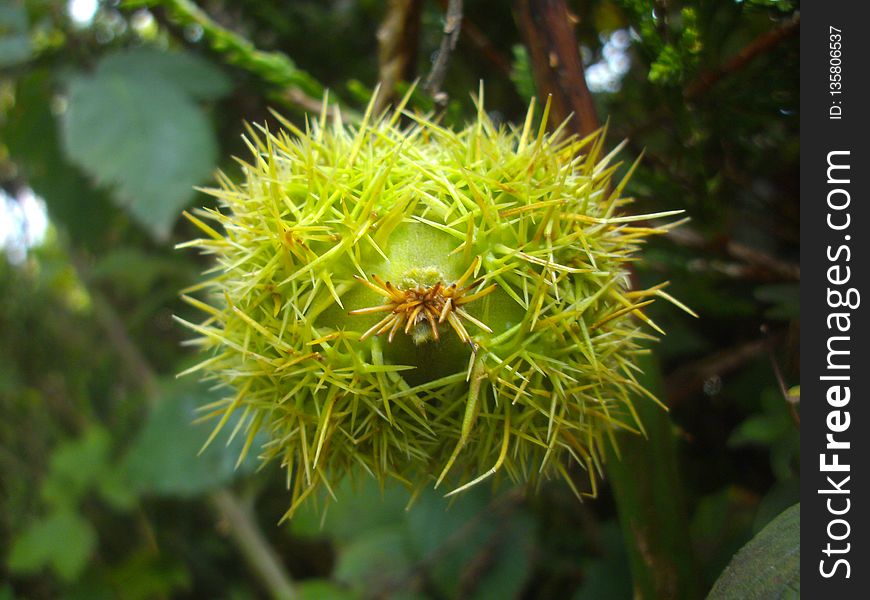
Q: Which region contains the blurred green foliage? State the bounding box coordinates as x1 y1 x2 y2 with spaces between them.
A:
63 47 229 239
1 0 798 598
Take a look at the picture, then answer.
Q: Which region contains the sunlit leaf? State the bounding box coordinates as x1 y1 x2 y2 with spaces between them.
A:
63 51 222 240
95 48 232 101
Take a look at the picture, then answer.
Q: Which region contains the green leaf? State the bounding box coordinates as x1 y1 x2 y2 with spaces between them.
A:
728 388 799 480
297 579 359 600
96 467 139 511
753 479 800 534
106 551 191 600
510 45 536 101
0 2 31 68
290 476 410 540
572 522 633 600
333 526 412 594
95 48 232 101
40 427 112 509
727 414 788 447
124 381 261 497
707 503 800 600
62 52 220 240
8 509 97 582
649 45 683 85
37 426 136 511
744 0 795 11
405 488 534 600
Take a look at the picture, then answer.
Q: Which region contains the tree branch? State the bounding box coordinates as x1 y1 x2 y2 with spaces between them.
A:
149 0 330 114
71 252 298 600
761 325 799 427
376 0 423 113
666 226 800 281
436 0 512 78
513 0 598 137
424 0 463 104
212 490 298 600
665 336 774 407
685 13 800 99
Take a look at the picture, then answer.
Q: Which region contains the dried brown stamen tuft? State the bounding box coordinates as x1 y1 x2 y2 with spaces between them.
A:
349 256 497 348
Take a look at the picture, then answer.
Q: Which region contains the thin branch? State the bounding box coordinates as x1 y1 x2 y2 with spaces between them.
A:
436 0 512 77
513 0 598 137
212 490 298 600
616 13 799 137
666 226 800 281
283 88 354 123
70 252 298 600
726 238 800 280
665 336 775 407
685 12 800 99
424 0 463 103
149 0 330 114
761 325 800 427
375 0 423 113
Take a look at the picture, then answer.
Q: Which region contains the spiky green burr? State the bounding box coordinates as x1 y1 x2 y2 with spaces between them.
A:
177 92 688 518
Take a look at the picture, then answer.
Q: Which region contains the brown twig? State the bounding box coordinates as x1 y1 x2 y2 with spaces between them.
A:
376 0 423 113
424 0 463 104
666 226 800 281
513 0 598 137
665 336 775 407
615 13 799 138
761 325 800 427
685 12 800 99
726 238 800 280
283 88 354 122
436 0 512 77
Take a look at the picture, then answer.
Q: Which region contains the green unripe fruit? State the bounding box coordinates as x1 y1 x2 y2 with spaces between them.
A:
178 93 689 518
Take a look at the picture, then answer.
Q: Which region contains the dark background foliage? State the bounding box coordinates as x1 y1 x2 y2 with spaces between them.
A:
1 0 799 598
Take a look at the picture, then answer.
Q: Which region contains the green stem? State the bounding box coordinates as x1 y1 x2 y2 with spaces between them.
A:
143 0 345 116
436 351 486 488
605 352 702 600
211 490 298 600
